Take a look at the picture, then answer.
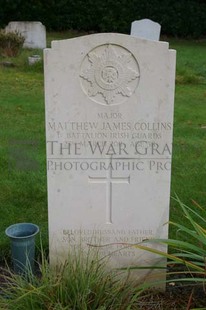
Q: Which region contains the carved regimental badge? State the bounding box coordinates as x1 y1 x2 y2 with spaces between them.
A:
80 44 140 105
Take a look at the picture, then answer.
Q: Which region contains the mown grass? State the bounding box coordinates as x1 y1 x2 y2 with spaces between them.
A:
0 48 46 259
0 32 206 261
164 37 206 238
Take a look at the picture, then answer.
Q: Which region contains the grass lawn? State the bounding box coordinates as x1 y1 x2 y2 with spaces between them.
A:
0 32 206 261
169 38 206 236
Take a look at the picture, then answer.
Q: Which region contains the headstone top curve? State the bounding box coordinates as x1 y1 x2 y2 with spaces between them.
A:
130 19 161 41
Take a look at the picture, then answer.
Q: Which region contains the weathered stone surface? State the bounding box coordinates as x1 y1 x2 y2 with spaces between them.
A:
44 33 176 283
5 21 46 49
131 19 161 41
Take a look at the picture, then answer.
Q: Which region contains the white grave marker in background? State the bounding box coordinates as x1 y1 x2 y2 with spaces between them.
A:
131 19 161 41
5 21 46 49
44 33 176 283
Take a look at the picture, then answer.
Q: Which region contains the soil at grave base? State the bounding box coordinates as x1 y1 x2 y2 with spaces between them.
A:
0 266 206 309
136 266 206 310
137 284 206 310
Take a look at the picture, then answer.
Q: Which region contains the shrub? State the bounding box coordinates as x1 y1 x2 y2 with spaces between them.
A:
0 247 140 309
133 196 206 287
0 30 25 57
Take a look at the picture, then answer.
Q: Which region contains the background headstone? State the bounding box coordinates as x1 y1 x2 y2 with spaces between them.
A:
44 33 176 283
130 19 161 41
5 21 46 49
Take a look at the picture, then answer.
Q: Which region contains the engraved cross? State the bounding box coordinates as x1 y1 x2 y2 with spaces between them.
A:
88 159 130 224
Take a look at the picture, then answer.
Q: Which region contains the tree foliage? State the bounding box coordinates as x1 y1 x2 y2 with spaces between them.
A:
0 0 206 37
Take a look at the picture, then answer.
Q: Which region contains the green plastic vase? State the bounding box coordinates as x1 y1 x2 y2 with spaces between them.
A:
5 223 39 274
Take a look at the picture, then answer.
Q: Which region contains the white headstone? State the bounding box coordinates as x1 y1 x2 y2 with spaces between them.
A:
5 21 46 49
44 33 176 283
131 19 161 41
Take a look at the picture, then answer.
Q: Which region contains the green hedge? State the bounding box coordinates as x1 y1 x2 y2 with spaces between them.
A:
0 0 206 37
